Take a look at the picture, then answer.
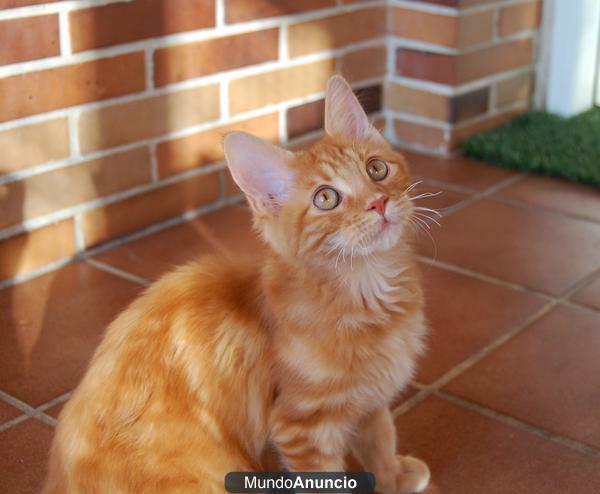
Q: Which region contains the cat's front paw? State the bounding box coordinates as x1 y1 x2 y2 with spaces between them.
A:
376 455 430 494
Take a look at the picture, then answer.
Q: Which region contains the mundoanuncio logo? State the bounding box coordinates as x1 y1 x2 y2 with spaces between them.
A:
224 472 375 494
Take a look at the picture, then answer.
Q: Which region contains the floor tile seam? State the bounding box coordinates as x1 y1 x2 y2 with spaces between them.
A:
487 194 600 226
415 255 554 300
84 258 151 287
435 389 600 458
439 173 526 219
390 301 553 419
0 390 58 430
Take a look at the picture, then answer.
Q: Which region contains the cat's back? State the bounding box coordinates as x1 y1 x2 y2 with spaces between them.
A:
45 255 274 493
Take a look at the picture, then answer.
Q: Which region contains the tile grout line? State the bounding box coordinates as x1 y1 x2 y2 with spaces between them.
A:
393 266 600 453
0 414 30 433
435 390 600 458
416 255 600 315
0 391 73 432
487 194 600 226
440 172 527 219
416 255 553 300
393 301 556 419
0 390 58 429
0 195 244 292
85 258 151 287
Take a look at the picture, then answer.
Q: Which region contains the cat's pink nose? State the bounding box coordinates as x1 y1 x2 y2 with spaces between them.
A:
366 195 388 217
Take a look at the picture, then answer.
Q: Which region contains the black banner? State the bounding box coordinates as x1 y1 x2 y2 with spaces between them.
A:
224 472 375 494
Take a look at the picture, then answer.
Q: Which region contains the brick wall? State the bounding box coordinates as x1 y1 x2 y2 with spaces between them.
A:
387 0 541 153
0 0 541 286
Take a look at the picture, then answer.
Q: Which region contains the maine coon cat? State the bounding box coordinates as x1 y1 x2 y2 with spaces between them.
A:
44 75 431 494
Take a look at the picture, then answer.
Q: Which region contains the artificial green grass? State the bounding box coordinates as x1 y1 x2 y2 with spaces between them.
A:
464 107 600 186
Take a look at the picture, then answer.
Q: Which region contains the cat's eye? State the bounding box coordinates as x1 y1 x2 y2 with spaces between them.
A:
366 158 389 181
313 187 340 210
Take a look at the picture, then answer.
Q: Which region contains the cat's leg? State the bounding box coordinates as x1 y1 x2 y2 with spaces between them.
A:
270 409 349 472
351 407 429 494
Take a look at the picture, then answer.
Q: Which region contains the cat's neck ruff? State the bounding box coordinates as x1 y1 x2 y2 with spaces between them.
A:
335 249 412 314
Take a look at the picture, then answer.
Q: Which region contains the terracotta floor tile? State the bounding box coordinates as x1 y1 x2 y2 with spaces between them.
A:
0 419 54 494
395 396 600 493
0 262 142 406
444 305 600 448
496 174 600 223
44 401 65 419
418 199 600 295
402 150 517 191
416 263 544 384
0 400 21 423
94 205 263 280
570 275 600 311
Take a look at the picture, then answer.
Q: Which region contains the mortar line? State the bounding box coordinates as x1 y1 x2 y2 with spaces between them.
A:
0 3 386 77
85 259 151 287
0 75 384 186
440 173 527 218
0 414 29 433
393 263 600 422
0 390 58 428
435 390 600 458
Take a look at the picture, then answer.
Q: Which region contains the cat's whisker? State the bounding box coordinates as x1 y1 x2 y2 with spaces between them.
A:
412 215 431 230
408 191 442 201
409 216 438 258
413 206 442 218
413 212 441 227
404 180 423 194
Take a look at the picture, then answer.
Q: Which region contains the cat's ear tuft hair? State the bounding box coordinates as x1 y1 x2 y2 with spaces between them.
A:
324 75 385 145
224 132 295 214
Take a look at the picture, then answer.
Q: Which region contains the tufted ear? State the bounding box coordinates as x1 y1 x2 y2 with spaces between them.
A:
324 75 385 145
224 132 295 214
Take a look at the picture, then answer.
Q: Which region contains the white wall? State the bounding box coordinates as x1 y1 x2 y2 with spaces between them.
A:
545 0 600 116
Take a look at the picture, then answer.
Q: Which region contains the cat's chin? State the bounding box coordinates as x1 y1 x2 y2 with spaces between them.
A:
356 222 406 256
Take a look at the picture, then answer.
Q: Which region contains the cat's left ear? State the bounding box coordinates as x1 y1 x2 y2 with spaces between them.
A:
324 75 386 145
224 132 295 215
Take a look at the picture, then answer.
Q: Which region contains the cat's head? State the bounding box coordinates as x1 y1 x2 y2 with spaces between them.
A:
224 75 414 266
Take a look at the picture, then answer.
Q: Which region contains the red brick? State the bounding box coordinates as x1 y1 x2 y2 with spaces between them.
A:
391 7 458 47
396 49 457 84
288 8 385 57
0 220 76 282
386 83 450 121
228 58 335 115
450 87 489 123
156 113 279 178
287 99 325 139
459 38 533 83
69 0 215 52
154 29 278 87
0 15 59 66
0 118 69 174
396 39 533 84
394 119 447 149
78 84 220 153
499 0 541 36
0 148 151 229
81 172 221 246
340 45 386 83
0 53 146 123
225 0 335 23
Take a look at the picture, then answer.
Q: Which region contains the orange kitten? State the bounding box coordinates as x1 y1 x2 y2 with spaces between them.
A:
44 75 430 494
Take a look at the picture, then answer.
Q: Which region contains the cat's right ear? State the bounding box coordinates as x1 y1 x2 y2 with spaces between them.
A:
224 132 295 215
